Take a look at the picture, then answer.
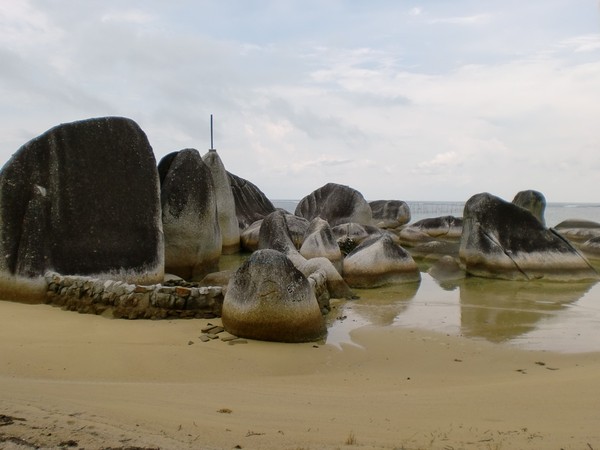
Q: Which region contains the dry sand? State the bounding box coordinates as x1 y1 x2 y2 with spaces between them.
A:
1 300 600 450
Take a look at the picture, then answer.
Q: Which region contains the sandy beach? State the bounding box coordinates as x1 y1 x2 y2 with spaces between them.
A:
1 299 600 450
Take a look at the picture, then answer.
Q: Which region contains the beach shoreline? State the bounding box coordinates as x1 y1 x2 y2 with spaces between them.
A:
2 300 600 449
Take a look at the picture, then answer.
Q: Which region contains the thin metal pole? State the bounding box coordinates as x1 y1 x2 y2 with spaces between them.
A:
210 114 214 150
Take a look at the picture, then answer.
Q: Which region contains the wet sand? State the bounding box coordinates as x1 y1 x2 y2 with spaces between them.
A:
2 300 600 449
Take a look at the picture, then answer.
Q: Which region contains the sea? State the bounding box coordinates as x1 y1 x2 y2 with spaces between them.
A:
263 200 600 353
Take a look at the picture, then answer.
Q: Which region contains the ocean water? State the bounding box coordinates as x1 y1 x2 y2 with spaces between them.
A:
269 199 600 353
274 199 600 228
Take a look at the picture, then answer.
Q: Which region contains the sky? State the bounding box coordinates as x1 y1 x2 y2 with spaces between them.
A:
1 1 599 202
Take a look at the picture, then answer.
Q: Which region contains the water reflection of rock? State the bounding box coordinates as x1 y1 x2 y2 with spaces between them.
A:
346 281 420 326
459 278 596 343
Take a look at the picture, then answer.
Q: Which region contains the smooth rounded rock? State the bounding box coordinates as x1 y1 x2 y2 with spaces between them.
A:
295 182 372 227
369 200 411 229
222 249 326 342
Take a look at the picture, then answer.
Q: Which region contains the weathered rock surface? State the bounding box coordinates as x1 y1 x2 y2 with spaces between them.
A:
222 249 326 342
0 116 164 302
203 150 240 254
554 219 600 244
300 217 343 273
512 190 546 226
159 149 221 280
409 240 461 260
459 192 598 281
343 235 421 288
295 182 372 227
259 210 354 299
227 171 276 230
398 216 463 245
241 214 310 252
332 222 383 255
579 236 600 260
369 200 411 229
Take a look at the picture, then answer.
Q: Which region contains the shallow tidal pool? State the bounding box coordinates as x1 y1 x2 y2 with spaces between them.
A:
327 270 600 353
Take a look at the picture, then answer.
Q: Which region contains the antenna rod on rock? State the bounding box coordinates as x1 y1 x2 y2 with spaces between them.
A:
209 114 215 151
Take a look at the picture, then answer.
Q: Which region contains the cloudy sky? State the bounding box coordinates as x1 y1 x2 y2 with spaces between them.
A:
1 1 599 202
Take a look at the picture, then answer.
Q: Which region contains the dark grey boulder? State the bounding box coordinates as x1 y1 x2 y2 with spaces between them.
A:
227 171 275 230
295 182 372 227
159 149 221 280
459 192 598 281
222 249 326 342
259 210 354 299
369 200 411 229
300 217 343 273
203 151 240 254
512 190 546 226
343 234 420 288
0 116 164 301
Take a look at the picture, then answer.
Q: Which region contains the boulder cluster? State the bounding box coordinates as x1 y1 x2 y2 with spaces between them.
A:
1 116 598 342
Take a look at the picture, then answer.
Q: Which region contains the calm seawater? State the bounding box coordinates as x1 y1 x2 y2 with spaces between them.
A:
268 200 600 353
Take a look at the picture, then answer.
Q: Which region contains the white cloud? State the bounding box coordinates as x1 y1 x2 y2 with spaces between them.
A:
1 1 599 202
100 10 156 24
428 13 492 26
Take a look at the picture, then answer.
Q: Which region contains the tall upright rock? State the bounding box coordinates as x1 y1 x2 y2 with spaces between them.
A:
159 149 221 280
202 150 240 254
0 117 164 302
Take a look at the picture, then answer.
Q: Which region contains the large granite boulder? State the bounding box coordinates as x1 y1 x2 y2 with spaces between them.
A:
0 117 164 302
459 192 598 281
300 217 343 273
159 149 221 280
227 171 275 230
343 235 420 288
369 200 411 229
202 151 240 254
512 190 546 226
222 249 326 343
259 210 354 299
295 182 372 227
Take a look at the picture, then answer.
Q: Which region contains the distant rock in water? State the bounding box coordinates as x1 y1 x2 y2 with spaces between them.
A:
227 171 276 230
554 219 600 244
203 151 240 254
398 216 462 246
369 200 411 229
222 249 326 343
0 116 164 301
512 190 546 226
459 192 598 281
295 182 372 227
159 149 221 280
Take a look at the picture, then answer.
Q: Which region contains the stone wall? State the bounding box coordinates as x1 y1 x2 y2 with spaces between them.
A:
44 272 223 319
